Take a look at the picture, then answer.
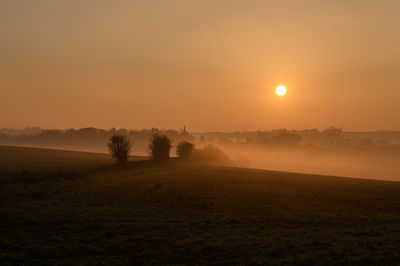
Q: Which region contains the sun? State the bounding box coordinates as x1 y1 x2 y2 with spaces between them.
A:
275 85 287 96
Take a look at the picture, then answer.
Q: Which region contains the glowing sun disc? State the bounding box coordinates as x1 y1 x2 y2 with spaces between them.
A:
275 85 287 96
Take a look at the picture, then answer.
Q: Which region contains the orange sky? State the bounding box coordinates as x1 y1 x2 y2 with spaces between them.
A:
1 0 400 131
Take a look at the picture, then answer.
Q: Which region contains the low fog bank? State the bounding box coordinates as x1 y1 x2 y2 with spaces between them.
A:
1 127 400 181
221 145 400 181
196 128 400 181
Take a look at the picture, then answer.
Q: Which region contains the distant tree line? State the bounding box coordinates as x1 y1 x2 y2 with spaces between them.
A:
1 127 399 154
0 127 194 153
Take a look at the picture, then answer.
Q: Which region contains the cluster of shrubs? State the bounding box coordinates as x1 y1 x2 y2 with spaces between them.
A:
108 133 196 165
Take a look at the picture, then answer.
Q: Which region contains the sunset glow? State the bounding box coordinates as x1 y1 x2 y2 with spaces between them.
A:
1 1 400 131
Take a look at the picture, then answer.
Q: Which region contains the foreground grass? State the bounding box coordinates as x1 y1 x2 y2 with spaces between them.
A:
1 156 400 265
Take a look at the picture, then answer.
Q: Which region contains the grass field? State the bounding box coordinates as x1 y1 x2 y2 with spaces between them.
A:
1 146 400 264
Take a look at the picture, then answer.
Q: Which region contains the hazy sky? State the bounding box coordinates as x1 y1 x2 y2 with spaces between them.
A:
1 0 399 131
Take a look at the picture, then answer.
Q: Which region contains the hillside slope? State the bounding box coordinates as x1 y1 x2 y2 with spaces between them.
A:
1 152 400 264
0 145 143 182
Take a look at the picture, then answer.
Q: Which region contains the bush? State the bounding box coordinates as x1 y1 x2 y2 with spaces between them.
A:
107 134 132 165
176 141 195 160
323 127 343 144
149 134 171 163
191 145 230 164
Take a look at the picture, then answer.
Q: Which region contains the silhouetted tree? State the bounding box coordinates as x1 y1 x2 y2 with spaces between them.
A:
149 134 171 163
107 133 132 165
176 141 194 160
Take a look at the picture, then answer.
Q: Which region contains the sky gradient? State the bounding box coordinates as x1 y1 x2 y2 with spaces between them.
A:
1 0 400 131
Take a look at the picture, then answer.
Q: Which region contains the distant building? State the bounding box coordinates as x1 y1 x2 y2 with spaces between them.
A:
180 126 193 141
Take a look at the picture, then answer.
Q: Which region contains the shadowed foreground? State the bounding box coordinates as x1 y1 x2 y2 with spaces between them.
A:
1 151 400 264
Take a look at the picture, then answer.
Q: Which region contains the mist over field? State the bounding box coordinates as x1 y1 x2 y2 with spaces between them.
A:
1 127 399 181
